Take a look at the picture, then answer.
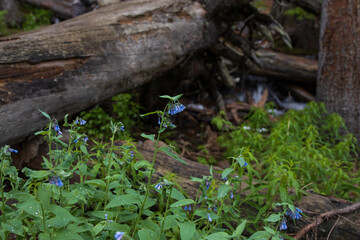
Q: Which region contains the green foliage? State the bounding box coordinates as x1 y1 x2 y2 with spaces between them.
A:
284 7 316 21
3 98 358 239
80 93 141 140
21 4 53 31
217 102 360 201
0 10 9 36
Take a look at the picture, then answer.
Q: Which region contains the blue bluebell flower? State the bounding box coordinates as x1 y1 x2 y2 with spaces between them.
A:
8 148 18 153
230 191 234 199
279 217 287 230
105 214 113 223
286 207 303 220
114 231 125 240
243 161 248 167
83 136 89 143
49 176 63 187
155 183 163 190
205 180 210 190
207 212 212 222
168 103 186 115
213 206 218 212
120 125 125 131
53 124 62 135
184 205 192 211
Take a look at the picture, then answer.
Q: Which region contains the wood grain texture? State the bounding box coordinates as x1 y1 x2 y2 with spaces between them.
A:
0 0 221 146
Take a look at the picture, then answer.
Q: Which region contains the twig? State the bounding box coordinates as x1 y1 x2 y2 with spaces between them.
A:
294 201 360 240
326 216 340 240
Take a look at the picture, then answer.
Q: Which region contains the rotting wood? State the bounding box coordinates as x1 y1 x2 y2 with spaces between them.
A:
0 0 248 147
213 39 318 83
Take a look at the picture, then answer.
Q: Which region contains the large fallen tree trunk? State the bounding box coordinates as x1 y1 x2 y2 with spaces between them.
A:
0 0 251 146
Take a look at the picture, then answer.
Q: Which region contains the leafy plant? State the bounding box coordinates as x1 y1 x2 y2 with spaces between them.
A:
217 102 360 202
21 4 53 31
284 7 316 21
80 93 141 140
0 95 306 240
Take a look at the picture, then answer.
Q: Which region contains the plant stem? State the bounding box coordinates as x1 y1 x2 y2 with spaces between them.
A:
159 186 173 240
132 111 166 237
104 132 116 209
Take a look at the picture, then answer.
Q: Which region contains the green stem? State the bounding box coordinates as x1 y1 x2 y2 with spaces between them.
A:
190 187 201 222
159 186 173 240
104 133 116 209
132 111 166 237
40 202 48 234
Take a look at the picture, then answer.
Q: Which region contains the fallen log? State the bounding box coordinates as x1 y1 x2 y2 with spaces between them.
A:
0 0 250 147
213 38 318 83
25 0 75 19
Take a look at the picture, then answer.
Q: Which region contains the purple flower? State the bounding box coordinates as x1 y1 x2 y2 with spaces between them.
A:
286 207 303 220
8 148 18 153
114 232 125 240
49 176 63 187
279 217 287 230
184 205 192 211
83 136 89 142
168 103 186 115
207 212 212 222
155 183 163 190
53 124 62 135
205 180 210 190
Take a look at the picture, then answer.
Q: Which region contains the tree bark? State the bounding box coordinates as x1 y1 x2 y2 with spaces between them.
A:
316 0 360 143
0 0 247 147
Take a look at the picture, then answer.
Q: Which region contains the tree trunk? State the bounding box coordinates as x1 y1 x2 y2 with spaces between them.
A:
0 0 248 147
316 0 360 143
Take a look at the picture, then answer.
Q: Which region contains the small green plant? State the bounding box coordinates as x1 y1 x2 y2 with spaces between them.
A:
217 102 360 202
80 93 141 140
284 7 316 21
21 4 53 31
0 10 9 36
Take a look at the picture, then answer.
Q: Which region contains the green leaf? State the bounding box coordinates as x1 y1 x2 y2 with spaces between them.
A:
205 232 230 240
47 205 78 228
17 198 42 218
141 133 155 141
52 229 83 240
279 186 287 203
248 231 271 240
38 185 51 211
170 199 194 208
138 228 157 240
163 215 178 231
179 222 196 240
22 168 50 179
170 188 185 200
80 145 88 155
217 184 231 199
38 233 51 240
39 109 51 120
264 226 276 235
159 146 188 165
159 94 183 101
84 179 106 188
265 213 282 222
106 194 140 209
233 220 246 236
221 168 233 180
92 222 106 236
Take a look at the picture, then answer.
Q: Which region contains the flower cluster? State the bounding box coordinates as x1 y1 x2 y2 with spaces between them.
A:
279 207 303 231
75 118 86 125
49 176 63 187
54 124 62 135
114 231 125 240
279 217 287 230
73 135 89 143
8 147 18 154
168 103 186 115
286 207 303 220
184 205 192 211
